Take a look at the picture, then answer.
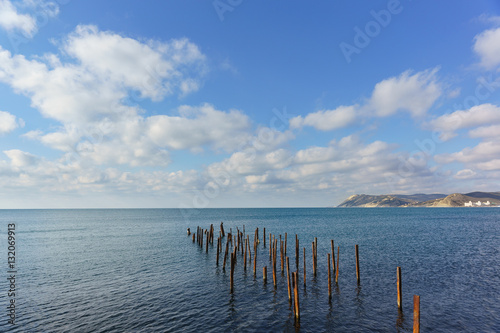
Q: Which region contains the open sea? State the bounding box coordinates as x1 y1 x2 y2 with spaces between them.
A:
0 208 498 332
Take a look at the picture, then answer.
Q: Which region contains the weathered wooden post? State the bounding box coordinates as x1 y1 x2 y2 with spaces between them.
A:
247 235 251 264
263 266 267 283
230 252 235 293
328 253 332 300
273 239 277 288
269 234 272 260
220 222 225 237
331 239 335 275
413 295 420 333
314 237 318 268
216 237 220 266
355 244 360 284
263 228 266 247
253 243 257 277
223 240 229 271
280 240 284 274
244 237 247 271
286 257 291 302
397 266 402 310
312 242 316 276
293 272 300 322
192 233 195 243
206 231 209 253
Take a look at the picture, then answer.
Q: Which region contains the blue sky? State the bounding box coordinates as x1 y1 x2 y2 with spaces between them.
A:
0 0 500 208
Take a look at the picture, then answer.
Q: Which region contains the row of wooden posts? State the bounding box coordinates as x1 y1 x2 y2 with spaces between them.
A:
187 223 420 332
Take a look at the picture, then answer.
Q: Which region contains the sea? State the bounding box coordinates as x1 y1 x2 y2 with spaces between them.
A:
0 208 498 332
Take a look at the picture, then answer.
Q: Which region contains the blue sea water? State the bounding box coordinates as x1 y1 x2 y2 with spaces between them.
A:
0 208 498 332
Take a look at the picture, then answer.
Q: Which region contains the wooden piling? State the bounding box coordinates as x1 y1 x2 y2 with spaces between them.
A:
397 266 402 310
192 233 195 243
223 240 229 271
263 266 267 283
328 253 332 299
206 231 209 253
312 242 316 276
280 240 284 274
253 243 257 277
216 237 220 266
273 239 277 288
331 239 335 275
314 237 318 267
286 257 291 302
355 244 360 284
413 295 420 333
263 228 266 247
303 247 306 287
230 252 235 293
244 237 247 271
293 272 300 321
247 235 251 264
220 222 225 237
269 234 272 260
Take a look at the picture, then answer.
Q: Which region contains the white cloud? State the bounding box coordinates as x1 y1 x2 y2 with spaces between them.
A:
0 0 59 37
469 124 500 138
0 25 215 166
289 105 358 131
473 27 500 70
0 0 36 36
290 68 443 132
435 140 500 167
203 132 443 199
63 25 207 100
428 104 500 141
147 104 251 152
454 169 477 179
3 149 37 167
0 110 23 135
368 68 442 117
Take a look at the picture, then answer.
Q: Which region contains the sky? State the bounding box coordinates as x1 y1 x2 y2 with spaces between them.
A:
0 0 500 208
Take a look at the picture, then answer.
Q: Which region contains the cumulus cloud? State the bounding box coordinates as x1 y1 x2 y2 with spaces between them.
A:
290 105 358 131
147 104 251 152
368 68 442 117
469 124 500 138
203 133 442 199
454 169 477 179
435 140 500 171
3 149 37 167
0 0 36 36
290 68 443 132
0 25 218 166
428 104 500 141
473 26 500 70
0 110 24 135
0 0 59 37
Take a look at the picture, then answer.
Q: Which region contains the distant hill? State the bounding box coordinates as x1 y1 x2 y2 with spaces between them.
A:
337 192 500 207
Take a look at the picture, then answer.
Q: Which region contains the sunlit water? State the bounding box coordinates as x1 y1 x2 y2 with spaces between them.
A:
0 208 498 332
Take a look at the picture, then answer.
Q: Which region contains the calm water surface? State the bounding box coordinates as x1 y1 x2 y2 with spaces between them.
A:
0 208 498 332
